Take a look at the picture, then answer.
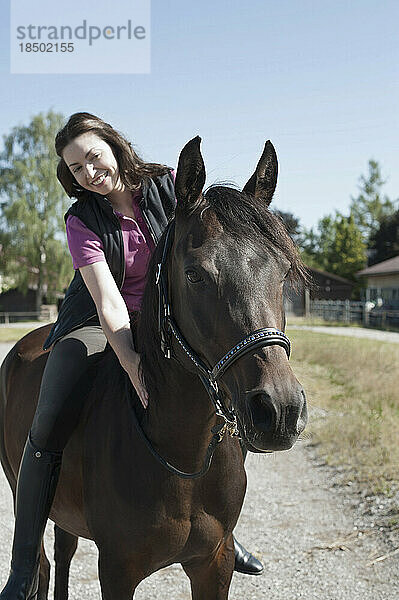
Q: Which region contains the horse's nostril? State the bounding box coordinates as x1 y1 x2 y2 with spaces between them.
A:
284 389 307 435
248 393 276 433
297 389 308 434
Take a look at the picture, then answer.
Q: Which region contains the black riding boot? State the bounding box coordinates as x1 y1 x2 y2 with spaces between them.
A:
0 434 62 600
233 536 264 575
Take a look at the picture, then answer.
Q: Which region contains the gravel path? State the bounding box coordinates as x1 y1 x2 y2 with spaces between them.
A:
288 324 399 344
0 344 12 359
0 342 398 599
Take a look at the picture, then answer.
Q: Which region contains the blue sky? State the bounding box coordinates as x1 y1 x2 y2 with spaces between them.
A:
1 0 398 229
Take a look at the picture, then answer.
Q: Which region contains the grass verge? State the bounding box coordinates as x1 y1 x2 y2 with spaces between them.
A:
288 328 399 496
0 327 37 342
287 315 362 327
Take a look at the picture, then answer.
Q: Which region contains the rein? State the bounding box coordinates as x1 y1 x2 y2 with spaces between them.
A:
132 219 291 479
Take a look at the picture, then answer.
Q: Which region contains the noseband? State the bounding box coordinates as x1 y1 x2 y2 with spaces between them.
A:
130 219 292 479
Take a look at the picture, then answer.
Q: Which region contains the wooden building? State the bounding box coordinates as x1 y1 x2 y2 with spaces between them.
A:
357 255 399 308
0 288 37 313
284 267 355 316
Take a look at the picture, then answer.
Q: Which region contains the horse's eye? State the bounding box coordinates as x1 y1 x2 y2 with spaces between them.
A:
185 269 203 284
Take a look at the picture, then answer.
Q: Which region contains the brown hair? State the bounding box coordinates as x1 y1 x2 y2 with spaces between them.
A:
55 112 170 199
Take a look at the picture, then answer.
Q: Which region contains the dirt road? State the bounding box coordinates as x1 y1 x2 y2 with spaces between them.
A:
288 324 399 344
0 341 397 599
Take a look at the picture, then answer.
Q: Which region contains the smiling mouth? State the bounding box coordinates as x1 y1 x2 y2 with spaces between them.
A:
91 171 108 186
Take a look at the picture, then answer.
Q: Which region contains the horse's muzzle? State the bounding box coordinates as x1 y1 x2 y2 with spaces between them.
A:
244 387 307 452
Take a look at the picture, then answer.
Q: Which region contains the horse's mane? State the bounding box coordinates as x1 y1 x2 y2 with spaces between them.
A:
138 185 308 396
137 227 171 397
90 347 146 421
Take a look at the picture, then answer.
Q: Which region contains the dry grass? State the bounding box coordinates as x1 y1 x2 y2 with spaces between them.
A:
287 315 361 328
0 327 36 342
288 328 399 495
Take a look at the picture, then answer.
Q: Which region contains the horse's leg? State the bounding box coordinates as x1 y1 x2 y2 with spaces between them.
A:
182 536 235 600
38 541 50 600
97 548 141 600
54 526 78 600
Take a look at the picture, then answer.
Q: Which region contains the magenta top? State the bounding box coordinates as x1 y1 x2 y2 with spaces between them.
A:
66 188 156 312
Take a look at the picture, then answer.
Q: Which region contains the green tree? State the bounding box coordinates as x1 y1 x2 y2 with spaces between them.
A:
301 212 367 280
300 215 335 271
0 110 73 309
369 210 399 265
350 160 396 244
325 214 367 280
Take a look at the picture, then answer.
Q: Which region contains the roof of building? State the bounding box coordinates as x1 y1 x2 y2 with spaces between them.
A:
357 255 399 277
308 266 354 285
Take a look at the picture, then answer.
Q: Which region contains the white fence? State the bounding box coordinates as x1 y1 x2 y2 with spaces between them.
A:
310 300 399 330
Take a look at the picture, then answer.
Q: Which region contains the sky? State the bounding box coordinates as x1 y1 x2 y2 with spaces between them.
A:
0 0 398 230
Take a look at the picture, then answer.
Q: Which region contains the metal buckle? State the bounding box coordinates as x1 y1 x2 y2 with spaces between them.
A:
216 417 239 442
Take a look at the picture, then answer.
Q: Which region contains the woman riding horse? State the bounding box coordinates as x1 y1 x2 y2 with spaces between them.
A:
0 112 262 600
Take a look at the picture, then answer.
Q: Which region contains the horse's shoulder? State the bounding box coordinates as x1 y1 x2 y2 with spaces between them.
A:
14 324 53 362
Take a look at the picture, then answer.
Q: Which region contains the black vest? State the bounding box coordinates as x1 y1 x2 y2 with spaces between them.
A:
43 171 176 350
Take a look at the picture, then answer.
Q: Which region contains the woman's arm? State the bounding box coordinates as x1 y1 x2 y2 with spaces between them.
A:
79 262 148 408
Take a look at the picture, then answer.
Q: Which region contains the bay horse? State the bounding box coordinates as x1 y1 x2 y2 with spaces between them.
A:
0 138 307 599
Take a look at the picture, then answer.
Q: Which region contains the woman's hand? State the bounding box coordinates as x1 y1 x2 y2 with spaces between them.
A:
123 351 149 409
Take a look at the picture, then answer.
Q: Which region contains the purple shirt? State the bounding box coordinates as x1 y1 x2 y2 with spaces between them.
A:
66 188 156 312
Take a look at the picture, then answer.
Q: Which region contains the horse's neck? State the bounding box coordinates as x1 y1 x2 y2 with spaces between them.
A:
144 360 218 472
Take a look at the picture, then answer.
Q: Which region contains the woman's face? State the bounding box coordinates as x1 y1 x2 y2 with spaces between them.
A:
62 132 120 195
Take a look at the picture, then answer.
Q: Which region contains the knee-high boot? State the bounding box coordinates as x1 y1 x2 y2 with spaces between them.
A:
0 434 62 600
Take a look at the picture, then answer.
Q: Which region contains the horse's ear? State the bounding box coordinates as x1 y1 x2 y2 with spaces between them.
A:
175 136 206 211
243 141 278 206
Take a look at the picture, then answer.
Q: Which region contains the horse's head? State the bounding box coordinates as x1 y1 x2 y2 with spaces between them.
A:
168 137 307 453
